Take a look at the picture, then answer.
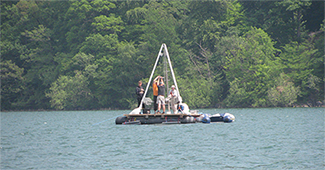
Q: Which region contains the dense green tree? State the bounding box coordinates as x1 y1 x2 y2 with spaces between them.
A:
181 0 243 53
16 24 58 109
63 0 120 54
177 76 213 108
46 71 93 110
267 73 300 107
1 1 323 110
181 45 225 108
1 2 23 64
277 0 312 44
0 60 25 110
223 27 279 107
279 40 320 105
305 74 322 106
304 1 324 32
223 78 251 108
311 19 325 101
90 42 141 109
241 0 317 48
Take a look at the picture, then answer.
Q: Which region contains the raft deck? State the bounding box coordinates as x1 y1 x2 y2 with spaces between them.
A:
116 113 200 125
124 113 201 118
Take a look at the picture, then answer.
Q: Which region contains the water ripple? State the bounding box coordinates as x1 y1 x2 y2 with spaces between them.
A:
1 108 324 169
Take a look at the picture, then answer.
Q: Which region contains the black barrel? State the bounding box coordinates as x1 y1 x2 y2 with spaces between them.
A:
115 116 127 124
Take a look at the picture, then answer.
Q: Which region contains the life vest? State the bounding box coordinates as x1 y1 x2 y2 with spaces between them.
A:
153 82 158 96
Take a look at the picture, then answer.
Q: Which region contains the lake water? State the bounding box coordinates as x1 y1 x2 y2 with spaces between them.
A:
1 108 324 169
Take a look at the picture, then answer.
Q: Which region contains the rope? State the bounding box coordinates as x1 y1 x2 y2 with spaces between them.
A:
92 115 123 126
164 44 181 103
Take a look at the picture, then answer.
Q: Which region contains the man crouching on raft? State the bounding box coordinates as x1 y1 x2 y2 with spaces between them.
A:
156 76 165 114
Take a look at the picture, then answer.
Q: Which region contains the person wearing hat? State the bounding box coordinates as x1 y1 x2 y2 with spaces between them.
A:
156 76 165 114
169 85 178 113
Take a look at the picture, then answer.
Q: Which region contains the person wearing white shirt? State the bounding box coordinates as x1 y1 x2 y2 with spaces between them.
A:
169 85 178 114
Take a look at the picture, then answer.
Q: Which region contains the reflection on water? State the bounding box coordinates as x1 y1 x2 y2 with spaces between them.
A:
1 108 324 169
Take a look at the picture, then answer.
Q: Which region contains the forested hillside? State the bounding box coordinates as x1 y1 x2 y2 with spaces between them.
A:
1 0 324 111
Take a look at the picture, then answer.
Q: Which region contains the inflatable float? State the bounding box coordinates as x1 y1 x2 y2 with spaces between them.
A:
115 111 235 125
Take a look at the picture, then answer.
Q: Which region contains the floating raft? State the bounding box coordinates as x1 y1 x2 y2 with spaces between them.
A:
116 113 197 125
115 112 235 125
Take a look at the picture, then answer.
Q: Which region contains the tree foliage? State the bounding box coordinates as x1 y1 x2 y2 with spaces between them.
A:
1 0 323 110
223 28 279 107
267 73 300 107
46 71 92 110
0 60 25 110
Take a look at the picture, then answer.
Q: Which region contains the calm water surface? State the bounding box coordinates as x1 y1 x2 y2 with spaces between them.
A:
1 108 324 169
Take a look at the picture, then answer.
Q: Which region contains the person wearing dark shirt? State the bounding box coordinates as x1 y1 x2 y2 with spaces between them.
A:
156 77 165 114
136 81 145 109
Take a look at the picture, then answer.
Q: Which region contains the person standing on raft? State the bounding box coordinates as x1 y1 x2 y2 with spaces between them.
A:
136 80 145 110
156 76 165 114
169 85 178 113
153 76 160 112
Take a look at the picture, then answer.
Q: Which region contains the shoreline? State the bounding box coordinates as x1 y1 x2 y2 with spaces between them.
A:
1 105 324 112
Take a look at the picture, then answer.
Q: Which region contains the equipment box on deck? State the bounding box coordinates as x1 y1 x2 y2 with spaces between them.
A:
143 108 150 114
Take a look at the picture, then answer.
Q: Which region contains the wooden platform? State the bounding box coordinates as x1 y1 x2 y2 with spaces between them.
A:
116 113 199 124
124 113 201 118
